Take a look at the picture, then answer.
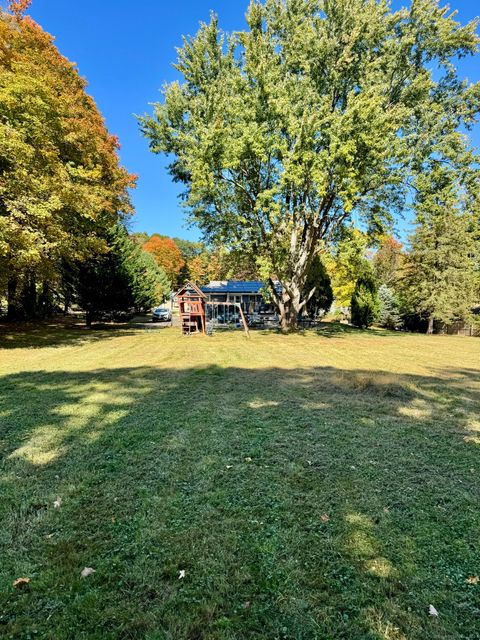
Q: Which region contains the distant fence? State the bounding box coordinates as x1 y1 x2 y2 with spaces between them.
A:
438 320 480 337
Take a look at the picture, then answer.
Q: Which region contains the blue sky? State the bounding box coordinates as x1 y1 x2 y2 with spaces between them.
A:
22 0 480 241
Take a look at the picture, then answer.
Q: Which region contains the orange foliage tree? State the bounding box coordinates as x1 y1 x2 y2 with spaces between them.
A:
373 236 404 288
187 251 223 285
143 236 184 284
0 3 134 317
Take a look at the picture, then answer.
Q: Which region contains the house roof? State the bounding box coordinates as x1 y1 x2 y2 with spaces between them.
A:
201 280 265 295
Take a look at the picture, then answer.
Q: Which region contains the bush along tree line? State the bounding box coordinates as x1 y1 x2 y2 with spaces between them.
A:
141 0 480 332
0 2 169 324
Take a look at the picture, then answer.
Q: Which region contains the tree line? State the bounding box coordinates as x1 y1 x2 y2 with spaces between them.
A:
137 225 480 333
141 0 480 332
1 0 479 332
0 2 167 324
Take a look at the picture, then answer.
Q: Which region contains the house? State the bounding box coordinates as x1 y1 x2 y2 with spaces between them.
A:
200 280 275 314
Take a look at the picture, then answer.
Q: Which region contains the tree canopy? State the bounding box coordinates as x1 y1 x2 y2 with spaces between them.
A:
0 3 134 318
143 236 185 285
140 0 480 330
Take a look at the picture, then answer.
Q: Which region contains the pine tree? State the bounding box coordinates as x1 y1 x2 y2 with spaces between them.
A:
351 262 380 328
75 225 170 326
403 166 479 334
378 284 401 330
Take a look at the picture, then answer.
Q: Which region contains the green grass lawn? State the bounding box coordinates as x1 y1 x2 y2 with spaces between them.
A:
1 323 479 639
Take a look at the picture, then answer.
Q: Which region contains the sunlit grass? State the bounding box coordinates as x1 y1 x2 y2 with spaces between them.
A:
0 323 479 639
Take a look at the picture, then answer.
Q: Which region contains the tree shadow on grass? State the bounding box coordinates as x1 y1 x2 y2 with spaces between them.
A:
0 364 479 639
0 317 140 350
313 322 425 339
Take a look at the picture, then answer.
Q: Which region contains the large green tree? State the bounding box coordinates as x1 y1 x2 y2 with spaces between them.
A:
0 2 133 319
140 0 480 331
403 164 479 333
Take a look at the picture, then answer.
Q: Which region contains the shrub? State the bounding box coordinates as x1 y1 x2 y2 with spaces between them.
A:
351 263 380 328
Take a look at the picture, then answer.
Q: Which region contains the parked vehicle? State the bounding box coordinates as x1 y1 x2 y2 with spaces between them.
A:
152 306 172 322
96 310 134 323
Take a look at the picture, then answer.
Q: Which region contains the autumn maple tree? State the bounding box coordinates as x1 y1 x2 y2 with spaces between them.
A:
0 1 134 318
142 236 185 284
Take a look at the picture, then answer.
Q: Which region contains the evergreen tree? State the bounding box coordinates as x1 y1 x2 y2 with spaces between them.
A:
378 284 401 330
403 165 479 334
303 255 333 318
351 262 380 328
75 225 170 326
131 249 171 311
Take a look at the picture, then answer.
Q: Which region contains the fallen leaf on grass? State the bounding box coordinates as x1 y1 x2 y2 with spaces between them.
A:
80 567 96 578
178 569 186 579
320 513 330 523
466 575 479 585
53 497 62 509
429 605 439 617
13 577 30 589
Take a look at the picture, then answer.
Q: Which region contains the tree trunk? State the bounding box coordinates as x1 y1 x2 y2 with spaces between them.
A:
268 218 319 332
269 278 303 332
21 272 37 319
85 310 93 328
38 280 53 318
7 276 21 321
426 315 434 334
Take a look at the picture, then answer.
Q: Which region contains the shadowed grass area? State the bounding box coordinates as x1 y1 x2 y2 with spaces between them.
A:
1 327 479 639
0 316 138 350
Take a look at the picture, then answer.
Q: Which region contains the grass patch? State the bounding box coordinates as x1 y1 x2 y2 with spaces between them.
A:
1 325 479 639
